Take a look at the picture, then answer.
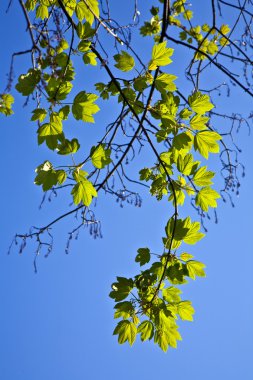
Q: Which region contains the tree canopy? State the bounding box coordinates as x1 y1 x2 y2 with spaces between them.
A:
1 0 252 351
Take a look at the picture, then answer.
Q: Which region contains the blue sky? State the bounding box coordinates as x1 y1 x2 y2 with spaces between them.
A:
1 1 253 379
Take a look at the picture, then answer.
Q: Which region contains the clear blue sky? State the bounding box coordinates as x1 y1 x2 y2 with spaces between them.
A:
1 1 253 379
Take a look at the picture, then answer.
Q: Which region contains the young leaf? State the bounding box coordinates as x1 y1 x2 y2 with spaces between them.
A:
195 187 220 211
155 73 177 93
135 248 151 266
109 277 133 302
114 301 134 319
194 131 222 159
71 178 97 206
190 114 209 130
56 170 67 185
31 108 47 122
36 4 48 20
179 108 192 120
177 301 195 321
154 330 169 352
113 320 137 346
15 69 41 96
162 286 182 302
193 166 215 186
57 138 80 155
173 132 193 151
186 261 206 280
83 52 97 66
90 144 111 168
183 217 205 245
188 92 214 115
75 0 99 25
114 51 135 72
137 321 154 341
166 218 190 241
34 161 58 191
38 112 63 137
148 41 174 70
46 78 73 101
167 262 186 284
72 91 100 123
177 153 194 175
180 253 194 262
0 94 14 116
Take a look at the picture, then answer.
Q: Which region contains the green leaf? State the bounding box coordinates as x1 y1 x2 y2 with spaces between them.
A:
15 69 41 96
173 132 193 151
137 321 154 341
155 73 177 93
135 248 151 266
75 0 99 24
166 218 190 242
55 52 68 67
62 0 76 16
186 261 206 280
56 170 67 185
72 91 99 123
160 151 173 166
177 301 194 321
133 76 149 92
193 166 214 186
71 176 97 206
114 51 135 72
75 2 86 20
166 262 186 285
38 134 63 151
195 186 220 211
25 0 36 11
34 161 59 191
72 169 88 181
77 22 95 39
162 286 182 302
113 320 137 346
139 168 152 181
31 108 47 122
78 40 92 52
46 78 73 101
57 138 80 155
177 153 194 175
154 330 169 352
58 105 70 120
114 301 134 319
190 114 209 130
149 41 174 70
154 322 182 351
188 92 214 115
183 217 205 245
57 39 69 53
38 122 61 137
180 252 194 261
109 277 133 302
179 108 192 120
0 94 14 116
83 51 97 65
90 144 111 168
36 4 48 20
194 131 222 159
140 19 161 37
38 112 62 137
